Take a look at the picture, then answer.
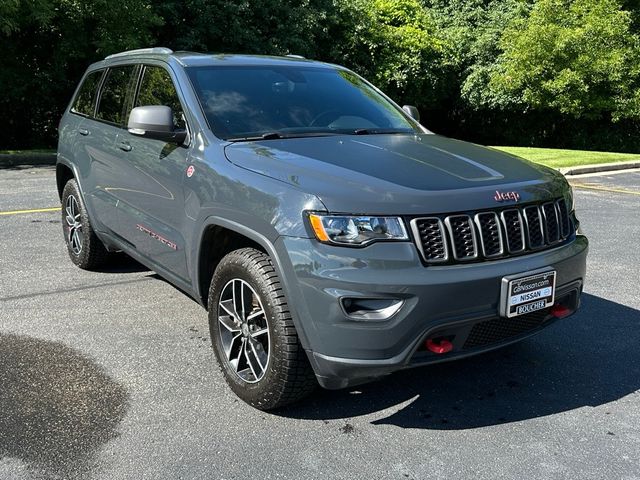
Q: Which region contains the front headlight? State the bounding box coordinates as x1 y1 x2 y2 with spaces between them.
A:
308 213 409 246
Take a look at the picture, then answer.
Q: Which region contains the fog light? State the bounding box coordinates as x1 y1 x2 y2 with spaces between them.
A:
341 297 403 321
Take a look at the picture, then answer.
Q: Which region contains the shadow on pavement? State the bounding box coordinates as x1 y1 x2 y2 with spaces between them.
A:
98 252 149 274
0 334 128 478
278 294 640 429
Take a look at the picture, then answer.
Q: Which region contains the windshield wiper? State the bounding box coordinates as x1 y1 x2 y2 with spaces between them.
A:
227 131 343 142
353 128 413 135
227 132 284 142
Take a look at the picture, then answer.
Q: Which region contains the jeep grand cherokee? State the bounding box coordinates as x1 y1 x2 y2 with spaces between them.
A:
57 48 588 409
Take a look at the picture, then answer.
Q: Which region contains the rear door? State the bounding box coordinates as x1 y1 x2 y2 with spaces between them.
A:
114 63 191 281
83 64 139 236
61 68 105 219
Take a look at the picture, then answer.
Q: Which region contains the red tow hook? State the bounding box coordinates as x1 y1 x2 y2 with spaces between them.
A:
550 304 572 319
425 338 453 354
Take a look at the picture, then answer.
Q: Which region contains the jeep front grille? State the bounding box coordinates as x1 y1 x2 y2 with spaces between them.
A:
542 202 560 244
501 209 525 253
412 217 448 262
410 199 572 264
474 212 502 257
445 215 478 260
523 205 544 249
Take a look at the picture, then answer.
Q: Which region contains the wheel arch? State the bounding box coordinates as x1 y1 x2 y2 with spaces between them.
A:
195 218 278 309
195 216 313 362
56 162 75 201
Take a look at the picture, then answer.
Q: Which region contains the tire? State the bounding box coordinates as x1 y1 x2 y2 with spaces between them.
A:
208 248 316 410
61 179 109 270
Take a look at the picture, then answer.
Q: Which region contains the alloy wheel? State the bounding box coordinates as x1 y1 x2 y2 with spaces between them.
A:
65 194 83 255
217 278 270 383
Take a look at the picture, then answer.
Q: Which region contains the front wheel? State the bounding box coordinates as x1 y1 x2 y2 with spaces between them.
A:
208 248 316 410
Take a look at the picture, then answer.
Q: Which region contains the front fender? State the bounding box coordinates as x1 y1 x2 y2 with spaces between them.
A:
190 216 314 350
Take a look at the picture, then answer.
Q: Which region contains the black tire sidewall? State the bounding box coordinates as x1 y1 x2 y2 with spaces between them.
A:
61 179 96 268
208 253 290 407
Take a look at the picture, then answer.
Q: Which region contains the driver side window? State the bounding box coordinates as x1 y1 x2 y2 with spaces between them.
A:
135 65 186 130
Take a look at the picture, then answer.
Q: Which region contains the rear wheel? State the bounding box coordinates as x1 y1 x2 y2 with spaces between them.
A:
208 248 316 410
61 179 109 270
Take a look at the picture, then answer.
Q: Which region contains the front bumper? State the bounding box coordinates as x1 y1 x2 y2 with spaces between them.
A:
275 234 588 389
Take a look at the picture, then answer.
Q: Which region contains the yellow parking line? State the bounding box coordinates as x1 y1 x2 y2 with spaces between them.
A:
571 184 640 196
0 207 60 216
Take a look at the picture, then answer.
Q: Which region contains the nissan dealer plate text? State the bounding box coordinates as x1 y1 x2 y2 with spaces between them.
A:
500 269 556 318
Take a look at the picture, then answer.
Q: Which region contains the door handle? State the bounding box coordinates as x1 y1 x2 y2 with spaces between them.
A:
118 141 132 152
78 128 89 136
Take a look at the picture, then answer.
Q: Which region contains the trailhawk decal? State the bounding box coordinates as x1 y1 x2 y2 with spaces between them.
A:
136 224 178 250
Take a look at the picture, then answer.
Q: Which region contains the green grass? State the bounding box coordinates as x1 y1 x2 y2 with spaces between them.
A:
0 149 55 155
492 146 640 168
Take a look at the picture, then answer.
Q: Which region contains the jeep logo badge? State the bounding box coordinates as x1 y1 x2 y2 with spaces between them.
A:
494 190 520 202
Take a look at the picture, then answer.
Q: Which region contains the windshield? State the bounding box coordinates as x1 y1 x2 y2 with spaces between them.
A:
186 65 420 140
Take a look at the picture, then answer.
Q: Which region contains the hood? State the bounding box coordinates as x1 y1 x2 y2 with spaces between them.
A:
224 134 567 215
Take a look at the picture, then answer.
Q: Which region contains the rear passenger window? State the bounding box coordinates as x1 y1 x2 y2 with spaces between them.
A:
136 66 186 130
96 65 137 125
71 70 103 117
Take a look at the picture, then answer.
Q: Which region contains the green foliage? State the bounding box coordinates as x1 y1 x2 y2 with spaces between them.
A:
0 0 639 151
427 0 531 107
155 0 446 107
154 0 335 56
0 0 20 35
0 0 160 148
331 0 446 107
488 0 640 120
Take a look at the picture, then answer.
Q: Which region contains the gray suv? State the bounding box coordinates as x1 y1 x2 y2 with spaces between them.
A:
57 48 588 410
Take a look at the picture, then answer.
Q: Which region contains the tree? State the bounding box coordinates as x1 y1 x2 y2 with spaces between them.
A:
154 0 336 56
426 0 531 108
1 0 638 151
153 0 447 109
0 0 160 148
326 0 447 109
488 0 640 120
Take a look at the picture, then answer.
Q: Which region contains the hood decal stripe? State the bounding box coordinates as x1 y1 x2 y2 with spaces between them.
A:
352 140 504 182
427 145 504 181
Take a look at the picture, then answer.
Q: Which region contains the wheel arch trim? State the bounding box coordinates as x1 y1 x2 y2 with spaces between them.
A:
56 158 109 244
56 158 80 200
193 216 312 350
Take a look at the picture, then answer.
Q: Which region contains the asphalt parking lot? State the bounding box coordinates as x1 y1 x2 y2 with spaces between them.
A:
0 165 639 480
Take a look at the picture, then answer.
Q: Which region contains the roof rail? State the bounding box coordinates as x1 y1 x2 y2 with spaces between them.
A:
105 47 173 60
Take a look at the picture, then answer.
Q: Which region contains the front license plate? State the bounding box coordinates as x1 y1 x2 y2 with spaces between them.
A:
500 268 556 318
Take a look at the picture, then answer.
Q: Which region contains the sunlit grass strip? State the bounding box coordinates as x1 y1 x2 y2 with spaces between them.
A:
492 147 640 168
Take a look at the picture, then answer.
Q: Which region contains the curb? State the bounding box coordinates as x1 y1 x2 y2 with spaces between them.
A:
559 161 640 176
0 153 56 167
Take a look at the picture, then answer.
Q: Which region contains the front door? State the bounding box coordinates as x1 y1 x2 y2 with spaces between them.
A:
114 64 191 281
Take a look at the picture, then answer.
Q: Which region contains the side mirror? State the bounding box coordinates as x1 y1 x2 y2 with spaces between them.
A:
128 105 187 144
402 105 420 123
